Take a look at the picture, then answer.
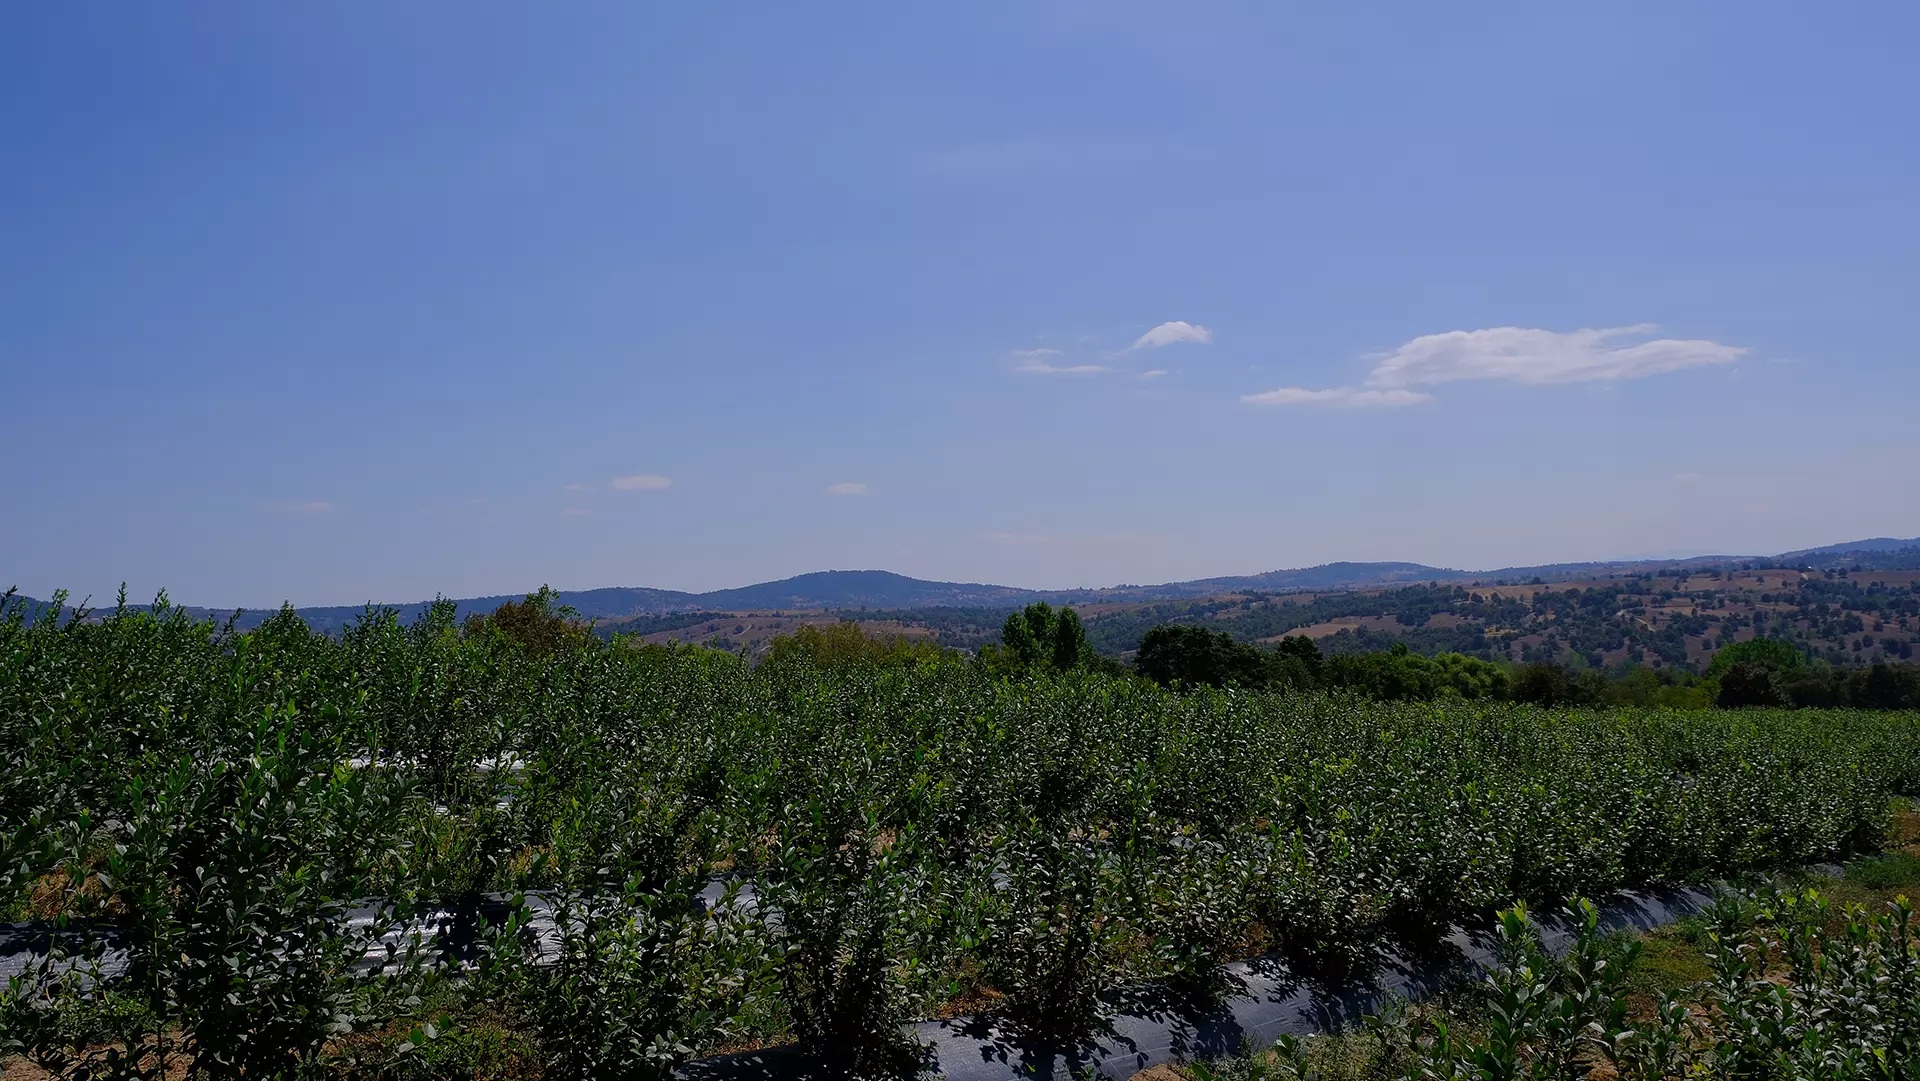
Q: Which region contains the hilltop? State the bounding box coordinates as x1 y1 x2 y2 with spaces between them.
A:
10 535 1916 667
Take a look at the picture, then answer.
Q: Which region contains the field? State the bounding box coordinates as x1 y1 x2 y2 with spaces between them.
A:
1075 565 1920 670
3 598 1920 1078
1187 809 1920 1081
591 563 1920 675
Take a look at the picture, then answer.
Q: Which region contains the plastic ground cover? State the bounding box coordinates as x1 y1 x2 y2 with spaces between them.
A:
681 882 1726 1081
0 876 1776 1079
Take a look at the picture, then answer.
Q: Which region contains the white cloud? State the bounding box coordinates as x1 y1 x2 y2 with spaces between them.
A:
1673 471 1703 484
563 481 588 492
826 482 868 496
1015 358 1109 374
266 500 335 515
1249 324 1746 408
1241 386 1431 408
611 473 673 491
1139 369 1169 379
1364 325 1745 388
1009 346 1108 374
563 507 592 517
1131 321 1212 350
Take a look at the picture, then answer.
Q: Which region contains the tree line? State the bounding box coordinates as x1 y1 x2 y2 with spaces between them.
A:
474 591 1920 710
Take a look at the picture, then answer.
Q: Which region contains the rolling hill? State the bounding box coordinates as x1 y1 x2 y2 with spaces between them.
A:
7 536 1916 637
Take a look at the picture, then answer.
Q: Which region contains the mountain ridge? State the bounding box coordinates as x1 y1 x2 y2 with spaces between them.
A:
7 536 1917 634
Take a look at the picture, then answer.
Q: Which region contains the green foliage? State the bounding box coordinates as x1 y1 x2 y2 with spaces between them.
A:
1706 634 1805 678
983 602 1107 677
477 878 763 1081
1134 627 1509 703
763 795 936 1074
1847 850 1920 891
1228 890 1920 1081
1716 660 1791 708
3 590 1919 1070
1323 644 1511 703
983 824 1124 1042
1135 624 1270 688
463 586 589 656
760 620 946 671
1082 569 1920 677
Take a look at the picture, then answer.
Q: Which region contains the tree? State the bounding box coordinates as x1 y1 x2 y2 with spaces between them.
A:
1269 634 1323 689
1511 662 1573 706
464 585 587 655
1323 642 1443 702
1275 634 1322 668
1856 662 1920 709
1134 624 1268 688
1433 652 1509 699
988 602 1098 675
1717 661 1790 708
1705 636 1803 679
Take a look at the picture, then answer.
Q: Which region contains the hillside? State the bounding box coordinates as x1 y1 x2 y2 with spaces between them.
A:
1077 564 1920 672
8 536 1916 653
692 569 1037 611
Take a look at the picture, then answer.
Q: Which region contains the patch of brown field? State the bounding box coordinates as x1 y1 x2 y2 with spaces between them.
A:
1891 802 1920 851
1256 615 1393 641
18 866 119 920
929 980 1007 1020
709 1033 777 1056
1076 601 1152 616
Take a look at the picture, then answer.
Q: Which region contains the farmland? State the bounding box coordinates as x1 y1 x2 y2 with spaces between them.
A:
599 562 1920 676
3 594 1918 1078
1074 565 1920 671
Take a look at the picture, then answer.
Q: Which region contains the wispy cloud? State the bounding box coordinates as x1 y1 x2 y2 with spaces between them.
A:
826 482 868 496
1241 387 1430 408
1673 471 1703 485
1014 349 1109 376
1366 325 1745 387
1246 325 1746 407
265 500 335 515
1130 321 1211 350
1139 369 1169 380
562 507 592 517
611 473 673 491
563 481 588 492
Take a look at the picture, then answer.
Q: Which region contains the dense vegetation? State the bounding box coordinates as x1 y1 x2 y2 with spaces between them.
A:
1080 567 1920 670
3 589 1919 1077
1198 888 1920 1081
1124 618 1920 710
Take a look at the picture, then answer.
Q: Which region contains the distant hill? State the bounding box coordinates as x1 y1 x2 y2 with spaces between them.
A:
695 570 1037 611
0 585 702 636
8 535 1918 633
1782 537 1920 558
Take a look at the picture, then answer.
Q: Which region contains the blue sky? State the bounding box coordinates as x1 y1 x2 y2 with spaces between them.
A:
3 3 1916 607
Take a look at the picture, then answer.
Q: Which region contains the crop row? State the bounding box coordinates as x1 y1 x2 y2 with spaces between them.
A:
3 597 1917 1077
